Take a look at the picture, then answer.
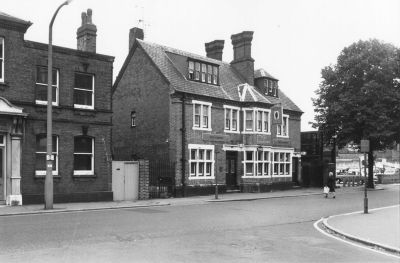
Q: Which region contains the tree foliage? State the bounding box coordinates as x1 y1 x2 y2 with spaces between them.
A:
313 39 400 187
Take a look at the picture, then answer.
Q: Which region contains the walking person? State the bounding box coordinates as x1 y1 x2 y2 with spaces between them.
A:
325 172 336 198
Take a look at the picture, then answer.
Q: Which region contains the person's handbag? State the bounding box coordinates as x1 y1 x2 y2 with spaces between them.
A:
323 186 329 194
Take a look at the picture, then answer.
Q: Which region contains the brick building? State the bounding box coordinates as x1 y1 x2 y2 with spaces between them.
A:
0 10 114 205
112 28 302 196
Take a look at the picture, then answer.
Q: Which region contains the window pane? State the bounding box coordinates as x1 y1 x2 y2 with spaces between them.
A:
246 151 253 161
75 73 93 90
189 61 194 70
74 137 92 153
274 163 279 174
257 111 262 131
246 111 253 130
0 41 2 58
35 154 56 171
194 105 201 114
263 112 269 132
206 150 211 160
206 163 211 175
286 164 290 175
191 149 196 160
258 151 262 161
225 109 231 129
257 163 262 175
264 163 269 175
246 163 253 174
198 163 204 176
280 153 285 161
36 135 57 152
190 163 196 174
202 105 208 116
264 151 269 161
199 149 204 160
74 89 92 106
74 154 92 170
36 67 57 85
280 163 285 175
232 110 237 130
36 85 57 102
274 152 279 161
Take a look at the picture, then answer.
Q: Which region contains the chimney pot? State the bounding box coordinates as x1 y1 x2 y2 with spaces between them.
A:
77 9 97 53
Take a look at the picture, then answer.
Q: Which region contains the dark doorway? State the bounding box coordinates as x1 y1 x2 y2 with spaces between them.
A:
226 151 238 189
292 157 299 185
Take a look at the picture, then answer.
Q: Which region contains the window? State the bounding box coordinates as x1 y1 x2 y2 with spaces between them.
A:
131 111 136 127
207 65 212 83
35 135 58 176
195 62 200 80
74 72 94 109
277 115 289 137
212 66 218 84
201 64 206 82
244 151 254 176
243 108 271 134
188 61 194 80
0 37 3 82
243 149 271 177
245 110 253 131
224 106 240 132
74 136 94 175
35 66 59 105
189 144 214 178
271 151 291 176
187 60 219 85
192 100 212 131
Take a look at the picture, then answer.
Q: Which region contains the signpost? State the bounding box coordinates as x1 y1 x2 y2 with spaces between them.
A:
360 139 369 214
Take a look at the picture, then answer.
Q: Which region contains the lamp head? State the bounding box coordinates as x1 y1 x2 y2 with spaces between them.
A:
66 0 73 4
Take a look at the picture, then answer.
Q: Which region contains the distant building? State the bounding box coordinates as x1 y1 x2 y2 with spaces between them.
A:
0 10 114 205
112 28 303 196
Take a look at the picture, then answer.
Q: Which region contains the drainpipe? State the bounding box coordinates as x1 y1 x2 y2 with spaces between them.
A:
181 93 186 197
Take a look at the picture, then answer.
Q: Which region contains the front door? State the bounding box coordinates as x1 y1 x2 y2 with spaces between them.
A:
226 151 238 189
292 157 299 184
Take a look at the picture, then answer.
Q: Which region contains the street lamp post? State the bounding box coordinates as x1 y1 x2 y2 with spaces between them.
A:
45 0 72 210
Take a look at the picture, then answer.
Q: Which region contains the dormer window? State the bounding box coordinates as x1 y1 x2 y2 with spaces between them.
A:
264 78 278 97
188 59 219 85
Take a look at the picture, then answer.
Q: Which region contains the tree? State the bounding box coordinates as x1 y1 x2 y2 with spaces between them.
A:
313 39 400 188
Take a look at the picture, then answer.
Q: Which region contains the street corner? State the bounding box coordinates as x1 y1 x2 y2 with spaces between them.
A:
314 205 400 259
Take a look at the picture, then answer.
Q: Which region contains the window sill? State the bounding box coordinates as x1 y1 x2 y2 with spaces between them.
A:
224 129 240 134
242 176 271 178
188 176 215 179
73 173 96 178
242 131 271 135
276 135 289 138
192 127 212 132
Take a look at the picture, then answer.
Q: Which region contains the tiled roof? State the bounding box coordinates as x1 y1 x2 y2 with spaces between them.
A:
254 68 278 80
123 39 302 112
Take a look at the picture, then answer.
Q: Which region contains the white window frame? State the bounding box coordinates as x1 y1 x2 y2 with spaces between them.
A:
242 108 271 135
271 149 292 177
35 66 59 106
192 100 212 131
74 72 95 110
242 147 271 178
0 37 4 82
73 136 94 176
223 105 240 133
277 114 289 138
188 144 215 179
35 135 58 176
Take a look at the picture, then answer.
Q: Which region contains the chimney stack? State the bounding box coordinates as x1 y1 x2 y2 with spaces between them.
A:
77 9 97 53
205 40 224 61
231 31 254 85
129 27 144 51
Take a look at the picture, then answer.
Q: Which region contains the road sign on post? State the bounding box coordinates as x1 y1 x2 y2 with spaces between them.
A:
360 139 370 153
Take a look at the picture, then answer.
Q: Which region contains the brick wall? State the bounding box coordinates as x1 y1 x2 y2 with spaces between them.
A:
112 46 170 162
1 25 114 202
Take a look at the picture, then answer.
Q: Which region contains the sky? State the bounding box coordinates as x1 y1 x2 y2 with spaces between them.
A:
1 0 399 131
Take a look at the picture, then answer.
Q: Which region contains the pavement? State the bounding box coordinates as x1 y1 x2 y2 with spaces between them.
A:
1 184 399 256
